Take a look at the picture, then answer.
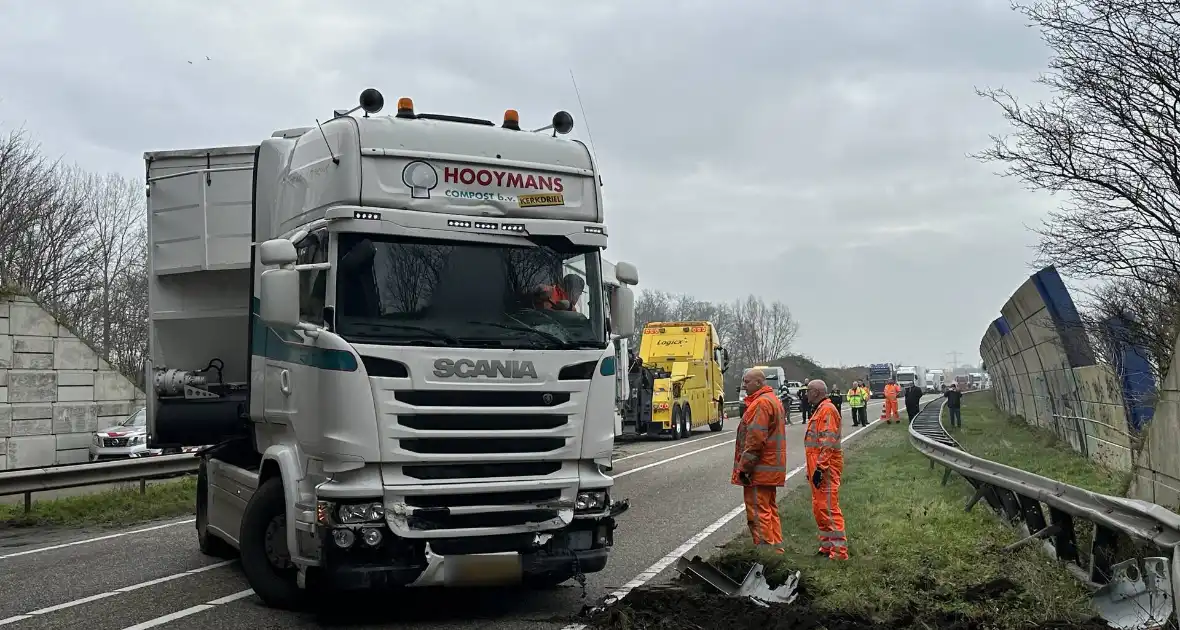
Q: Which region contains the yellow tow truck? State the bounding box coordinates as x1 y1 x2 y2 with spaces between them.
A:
620 321 730 439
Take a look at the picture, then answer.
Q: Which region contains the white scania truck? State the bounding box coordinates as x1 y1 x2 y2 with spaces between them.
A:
145 89 638 608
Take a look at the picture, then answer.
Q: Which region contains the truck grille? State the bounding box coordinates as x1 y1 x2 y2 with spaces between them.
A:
407 510 560 531
102 437 129 447
394 390 570 407
397 414 567 431
399 437 566 455
401 461 561 480
404 489 561 509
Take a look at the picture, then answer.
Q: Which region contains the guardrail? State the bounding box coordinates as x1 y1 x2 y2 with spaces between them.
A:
909 391 1180 629
0 454 200 513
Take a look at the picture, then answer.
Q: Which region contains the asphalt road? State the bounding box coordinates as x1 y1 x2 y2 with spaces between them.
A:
0 397 922 630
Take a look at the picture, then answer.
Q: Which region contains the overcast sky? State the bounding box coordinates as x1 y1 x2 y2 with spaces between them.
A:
0 0 1059 370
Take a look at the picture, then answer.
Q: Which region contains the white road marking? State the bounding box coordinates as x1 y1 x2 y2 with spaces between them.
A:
118 589 254 630
0 518 196 561
561 413 886 630
0 560 235 626
610 440 732 479
613 430 733 462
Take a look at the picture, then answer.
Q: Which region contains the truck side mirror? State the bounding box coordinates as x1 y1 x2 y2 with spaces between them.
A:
259 238 298 266
259 268 300 329
611 285 636 338
721 347 730 372
614 261 639 286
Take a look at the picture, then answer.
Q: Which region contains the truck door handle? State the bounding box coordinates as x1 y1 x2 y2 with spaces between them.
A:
279 369 291 396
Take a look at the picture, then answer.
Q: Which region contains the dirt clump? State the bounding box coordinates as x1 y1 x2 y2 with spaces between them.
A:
577 582 1113 630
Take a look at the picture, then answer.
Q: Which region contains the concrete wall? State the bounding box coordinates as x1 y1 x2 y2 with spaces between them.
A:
978 267 1135 472
0 293 145 469
1128 332 1180 508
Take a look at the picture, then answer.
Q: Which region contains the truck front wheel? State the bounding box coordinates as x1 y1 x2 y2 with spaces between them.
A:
709 401 724 432
240 476 302 610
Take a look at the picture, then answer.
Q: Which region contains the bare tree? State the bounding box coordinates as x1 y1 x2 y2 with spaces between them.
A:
977 0 1180 291
81 171 143 360
0 129 96 302
729 295 800 365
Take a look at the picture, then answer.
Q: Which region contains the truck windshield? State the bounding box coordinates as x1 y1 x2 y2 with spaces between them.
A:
334 233 605 350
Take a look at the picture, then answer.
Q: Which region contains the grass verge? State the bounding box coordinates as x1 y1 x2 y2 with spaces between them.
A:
949 393 1128 495
0 476 197 529
587 414 1108 629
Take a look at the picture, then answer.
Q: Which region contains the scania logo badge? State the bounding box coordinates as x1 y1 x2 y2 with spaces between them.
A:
542 393 554 405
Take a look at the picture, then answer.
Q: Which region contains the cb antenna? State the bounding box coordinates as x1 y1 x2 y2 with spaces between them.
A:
568 69 603 186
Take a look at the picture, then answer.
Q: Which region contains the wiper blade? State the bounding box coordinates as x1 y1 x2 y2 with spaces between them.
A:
349 322 460 345
466 320 571 348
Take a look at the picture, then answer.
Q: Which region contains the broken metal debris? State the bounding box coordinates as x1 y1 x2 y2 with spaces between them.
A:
1091 557 1174 630
675 554 799 607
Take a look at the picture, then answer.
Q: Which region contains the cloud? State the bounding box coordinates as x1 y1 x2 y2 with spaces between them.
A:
0 0 1055 368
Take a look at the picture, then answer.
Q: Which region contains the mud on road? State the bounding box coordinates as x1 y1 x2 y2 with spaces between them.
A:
578 576 1113 630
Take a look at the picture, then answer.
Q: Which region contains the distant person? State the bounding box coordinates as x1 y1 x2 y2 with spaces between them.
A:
829 387 844 419
804 379 848 560
880 379 902 424
847 381 869 427
732 369 787 552
904 381 923 422
778 384 793 425
797 384 811 423
944 383 963 429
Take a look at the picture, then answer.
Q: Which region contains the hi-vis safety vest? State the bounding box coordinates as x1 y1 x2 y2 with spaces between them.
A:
847 387 867 408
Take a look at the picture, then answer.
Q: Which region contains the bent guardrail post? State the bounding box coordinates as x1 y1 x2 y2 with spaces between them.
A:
0 453 200 513
908 391 1179 628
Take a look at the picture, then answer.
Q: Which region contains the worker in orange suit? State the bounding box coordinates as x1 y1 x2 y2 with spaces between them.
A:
805 379 848 560
731 368 787 552
881 379 902 424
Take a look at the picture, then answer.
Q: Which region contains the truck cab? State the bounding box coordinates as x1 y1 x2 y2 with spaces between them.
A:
145 91 636 608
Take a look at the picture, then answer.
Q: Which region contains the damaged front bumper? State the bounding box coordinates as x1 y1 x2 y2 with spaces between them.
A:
311 497 631 591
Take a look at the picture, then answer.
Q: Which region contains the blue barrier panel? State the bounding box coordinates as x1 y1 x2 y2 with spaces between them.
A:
1032 266 1097 368
1102 313 1157 432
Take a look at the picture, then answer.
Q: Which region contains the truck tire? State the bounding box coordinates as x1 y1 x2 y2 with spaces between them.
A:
239 476 303 610
709 401 724 432
682 406 693 437
670 406 683 440
196 460 236 559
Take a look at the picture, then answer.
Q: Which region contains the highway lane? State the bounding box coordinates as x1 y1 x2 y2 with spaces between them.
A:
0 398 916 630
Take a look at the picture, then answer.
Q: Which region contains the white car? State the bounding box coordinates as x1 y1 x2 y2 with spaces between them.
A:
89 407 159 461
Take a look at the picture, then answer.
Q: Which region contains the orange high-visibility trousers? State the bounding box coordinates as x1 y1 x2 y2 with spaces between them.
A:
743 486 783 551
810 466 848 559
883 397 899 420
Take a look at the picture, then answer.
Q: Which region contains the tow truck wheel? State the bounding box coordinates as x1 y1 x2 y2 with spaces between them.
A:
709 402 724 432
670 407 683 440
196 460 236 559
682 407 692 437
240 476 303 610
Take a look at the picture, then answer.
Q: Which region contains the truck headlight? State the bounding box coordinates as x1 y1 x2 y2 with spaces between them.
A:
576 491 608 512
333 501 385 524
92 435 100 446
130 435 145 446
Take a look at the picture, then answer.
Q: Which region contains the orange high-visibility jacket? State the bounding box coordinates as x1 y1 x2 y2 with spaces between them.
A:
805 398 844 472
535 284 570 310
884 383 901 399
731 385 787 486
